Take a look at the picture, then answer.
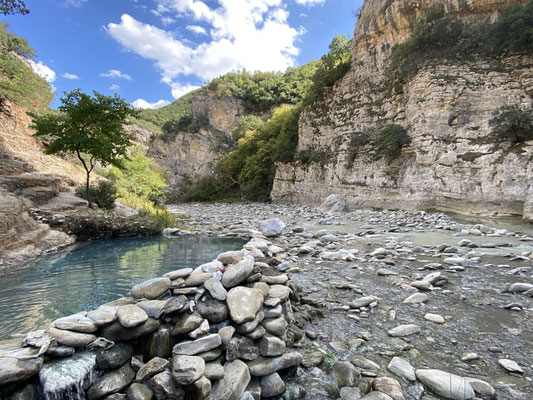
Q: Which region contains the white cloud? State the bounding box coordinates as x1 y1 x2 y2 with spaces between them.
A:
65 0 88 8
186 25 207 35
99 69 132 80
132 98 171 109
63 72 80 80
28 60 56 83
295 0 325 6
110 84 120 90
170 82 200 99
108 1 302 98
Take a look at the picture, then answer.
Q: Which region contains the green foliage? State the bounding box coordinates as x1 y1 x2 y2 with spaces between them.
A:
0 24 52 112
115 192 176 229
31 89 137 207
375 124 411 161
75 180 117 210
346 131 371 166
0 0 28 15
108 146 168 202
136 89 199 133
206 62 319 111
302 35 352 106
216 104 301 201
485 0 533 54
179 176 228 202
161 115 193 136
387 1 533 93
232 115 264 142
489 105 533 143
295 147 334 166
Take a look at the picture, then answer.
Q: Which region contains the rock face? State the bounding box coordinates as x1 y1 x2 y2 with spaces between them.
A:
271 0 533 222
148 92 246 189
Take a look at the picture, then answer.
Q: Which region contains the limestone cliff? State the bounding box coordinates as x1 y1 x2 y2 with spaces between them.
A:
271 0 533 221
0 98 86 267
148 91 246 188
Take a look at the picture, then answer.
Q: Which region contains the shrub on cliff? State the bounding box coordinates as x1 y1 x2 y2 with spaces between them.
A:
489 105 533 143
375 124 411 161
485 0 533 54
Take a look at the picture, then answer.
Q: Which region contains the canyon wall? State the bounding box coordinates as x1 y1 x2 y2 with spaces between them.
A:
271 0 533 221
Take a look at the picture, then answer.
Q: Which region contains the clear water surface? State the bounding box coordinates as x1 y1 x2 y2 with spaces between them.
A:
0 235 245 339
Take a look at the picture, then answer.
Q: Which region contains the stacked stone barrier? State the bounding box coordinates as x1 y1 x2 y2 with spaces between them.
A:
0 222 304 400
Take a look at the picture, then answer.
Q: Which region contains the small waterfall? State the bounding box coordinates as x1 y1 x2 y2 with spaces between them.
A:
38 351 97 400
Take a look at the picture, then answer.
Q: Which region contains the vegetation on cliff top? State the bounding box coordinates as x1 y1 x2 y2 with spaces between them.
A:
387 1 533 94
0 23 53 112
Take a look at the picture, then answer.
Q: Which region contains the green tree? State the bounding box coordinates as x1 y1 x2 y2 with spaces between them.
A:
375 124 411 161
0 0 29 15
108 146 168 202
31 89 138 208
489 105 533 143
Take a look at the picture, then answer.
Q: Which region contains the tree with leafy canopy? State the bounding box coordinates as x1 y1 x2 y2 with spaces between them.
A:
31 89 138 208
0 0 29 15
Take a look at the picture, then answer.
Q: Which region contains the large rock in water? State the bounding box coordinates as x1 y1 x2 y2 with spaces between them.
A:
319 194 348 213
259 218 286 237
226 287 264 324
415 369 475 400
87 363 135 400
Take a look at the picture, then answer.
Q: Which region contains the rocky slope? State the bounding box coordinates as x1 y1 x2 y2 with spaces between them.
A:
271 0 533 221
148 91 246 188
0 98 86 267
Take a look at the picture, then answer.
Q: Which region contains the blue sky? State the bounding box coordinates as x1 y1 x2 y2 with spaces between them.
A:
4 0 362 109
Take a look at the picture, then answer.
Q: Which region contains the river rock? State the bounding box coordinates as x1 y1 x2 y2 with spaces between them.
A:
196 297 229 323
162 295 188 314
54 314 98 333
210 359 250 400
260 317 288 337
100 318 160 342
171 355 205 385
258 335 286 356
465 377 496 397
164 268 193 280
360 392 393 400
217 250 246 265
148 369 184 400
247 352 303 376
116 305 149 328
227 287 264 324
218 326 236 348
424 313 445 324
204 278 228 301
351 355 380 371
205 362 225 380
409 280 433 291
387 357 415 381
87 309 116 326
222 256 255 288
267 285 291 301
226 335 260 361
334 361 359 387
131 278 171 300
373 377 404 400
301 351 326 368
186 375 211 399
350 296 376 309
498 358 523 374
319 194 348 213
507 282 533 293
136 357 169 383
48 327 96 347
127 383 154 400
87 363 135 400
402 293 428 304
184 272 213 287
172 334 222 356
387 324 421 337
260 372 285 397
0 353 43 385
173 312 204 335
415 369 474 400
95 343 134 370
259 218 286 237
136 300 168 319
190 319 210 339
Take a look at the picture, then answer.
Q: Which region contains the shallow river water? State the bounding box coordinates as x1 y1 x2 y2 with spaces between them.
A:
0 235 244 339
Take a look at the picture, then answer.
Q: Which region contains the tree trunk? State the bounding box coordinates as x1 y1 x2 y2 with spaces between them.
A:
85 170 93 209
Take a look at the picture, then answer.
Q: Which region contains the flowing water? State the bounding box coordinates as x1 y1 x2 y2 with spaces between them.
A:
0 235 244 339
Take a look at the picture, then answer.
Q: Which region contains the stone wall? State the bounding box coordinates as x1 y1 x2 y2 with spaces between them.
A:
271 0 533 221
0 223 305 400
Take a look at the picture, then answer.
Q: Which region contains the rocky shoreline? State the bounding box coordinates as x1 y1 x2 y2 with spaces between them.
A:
1 200 532 399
